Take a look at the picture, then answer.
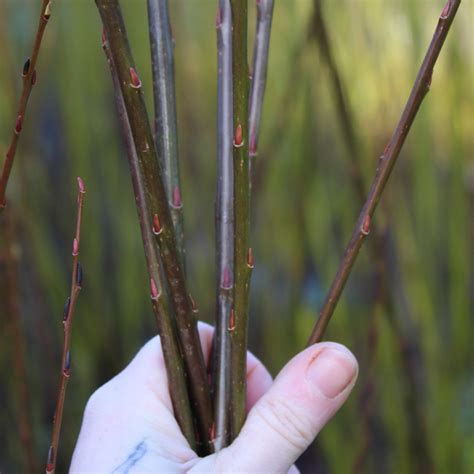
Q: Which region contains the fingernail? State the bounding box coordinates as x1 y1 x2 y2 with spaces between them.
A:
307 346 357 399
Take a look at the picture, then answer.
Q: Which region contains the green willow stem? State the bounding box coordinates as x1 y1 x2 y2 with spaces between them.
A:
0 0 51 211
147 0 186 270
95 0 213 453
47 178 85 474
229 0 251 440
308 0 462 345
249 0 274 158
102 34 196 451
214 0 234 451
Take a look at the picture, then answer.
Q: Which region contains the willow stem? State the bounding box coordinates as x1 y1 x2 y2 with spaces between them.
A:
214 0 234 451
229 0 251 440
249 0 274 158
310 2 433 471
0 210 37 472
308 0 462 345
95 0 213 453
47 178 85 474
147 0 186 270
0 0 52 211
102 33 196 451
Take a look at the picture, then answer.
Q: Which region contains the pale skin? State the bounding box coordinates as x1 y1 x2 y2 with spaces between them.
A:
71 322 358 473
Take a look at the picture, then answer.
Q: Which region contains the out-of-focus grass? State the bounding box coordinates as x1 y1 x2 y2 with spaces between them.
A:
0 1 472 472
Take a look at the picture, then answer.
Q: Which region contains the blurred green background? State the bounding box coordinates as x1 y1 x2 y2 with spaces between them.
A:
0 0 472 472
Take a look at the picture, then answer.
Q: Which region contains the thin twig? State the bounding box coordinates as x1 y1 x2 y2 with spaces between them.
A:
249 0 274 158
47 178 85 474
95 0 213 453
0 0 52 211
102 32 196 450
310 2 433 471
308 0 462 345
229 0 252 439
214 0 234 451
147 0 186 270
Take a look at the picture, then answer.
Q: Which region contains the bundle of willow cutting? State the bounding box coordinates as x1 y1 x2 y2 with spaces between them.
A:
0 0 461 471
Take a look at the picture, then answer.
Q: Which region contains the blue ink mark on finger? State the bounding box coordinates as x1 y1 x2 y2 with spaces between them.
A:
111 439 147 473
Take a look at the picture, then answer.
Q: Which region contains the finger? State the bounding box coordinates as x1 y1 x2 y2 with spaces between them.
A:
246 352 273 412
214 342 358 473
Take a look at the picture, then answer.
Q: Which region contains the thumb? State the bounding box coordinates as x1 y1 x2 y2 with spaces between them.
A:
220 342 358 473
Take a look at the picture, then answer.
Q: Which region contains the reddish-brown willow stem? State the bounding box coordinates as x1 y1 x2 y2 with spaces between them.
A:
229 0 251 440
308 0 462 345
102 32 196 451
310 2 433 471
0 211 36 472
46 178 85 474
0 0 52 211
214 0 234 451
95 0 213 453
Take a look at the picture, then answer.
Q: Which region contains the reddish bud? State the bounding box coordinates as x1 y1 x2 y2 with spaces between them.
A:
43 1 52 20
150 278 159 299
72 238 79 256
129 67 142 89
233 124 243 147
14 115 23 134
440 0 452 19
222 265 232 289
63 351 71 377
63 297 71 322
31 70 37 85
22 58 31 77
228 309 235 331
152 213 162 235
172 186 182 208
189 294 198 313
247 247 254 268
209 422 216 441
427 71 433 90
76 262 83 287
46 446 54 473
249 131 257 157
77 176 85 194
361 214 371 236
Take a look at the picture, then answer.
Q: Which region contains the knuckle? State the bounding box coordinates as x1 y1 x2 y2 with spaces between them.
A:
84 387 106 416
212 447 240 474
84 383 116 418
255 396 314 451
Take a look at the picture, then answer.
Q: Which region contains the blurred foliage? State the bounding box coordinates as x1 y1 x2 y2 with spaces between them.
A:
0 0 473 472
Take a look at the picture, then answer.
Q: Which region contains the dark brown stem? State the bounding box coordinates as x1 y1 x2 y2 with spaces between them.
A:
308 0 462 345
95 0 213 453
229 0 251 440
102 32 196 450
47 178 85 474
0 0 52 210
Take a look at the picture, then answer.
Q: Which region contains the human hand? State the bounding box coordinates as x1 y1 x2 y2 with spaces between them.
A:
71 322 358 473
